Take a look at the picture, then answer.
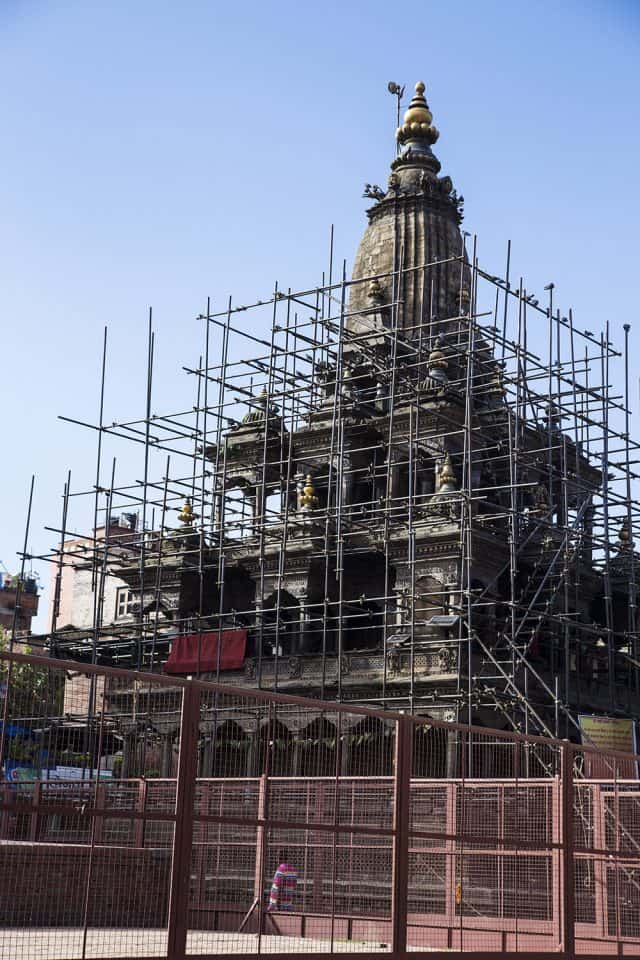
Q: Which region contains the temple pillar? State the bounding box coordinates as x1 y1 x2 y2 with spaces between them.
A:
394 584 409 630
246 724 260 777
253 483 263 532
443 709 458 778
389 450 402 502
253 597 264 658
340 731 352 777
445 732 457 778
298 594 309 654
122 733 137 778
247 492 257 534
160 735 173 778
341 454 353 507
201 736 214 778
291 737 303 777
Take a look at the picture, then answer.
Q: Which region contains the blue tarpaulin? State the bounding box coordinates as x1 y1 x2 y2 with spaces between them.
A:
0 723 36 738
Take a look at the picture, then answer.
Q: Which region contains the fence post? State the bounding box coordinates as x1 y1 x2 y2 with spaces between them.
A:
561 741 576 960
134 778 148 848
391 716 412 956
253 774 268 928
167 682 200 960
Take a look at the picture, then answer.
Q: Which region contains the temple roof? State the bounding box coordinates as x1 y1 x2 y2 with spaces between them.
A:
348 81 469 338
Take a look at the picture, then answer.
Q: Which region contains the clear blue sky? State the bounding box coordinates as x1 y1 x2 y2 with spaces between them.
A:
1 0 638 629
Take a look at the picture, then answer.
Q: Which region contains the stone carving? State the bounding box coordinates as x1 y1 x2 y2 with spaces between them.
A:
367 278 385 305
438 646 457 673
363 183 385 202
386 647 402 676
531 483 551 515
450 190 464 216
414 654 428 672
287 657 303 679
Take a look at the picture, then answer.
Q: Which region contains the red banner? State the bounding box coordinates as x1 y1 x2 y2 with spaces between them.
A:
165 630 246 674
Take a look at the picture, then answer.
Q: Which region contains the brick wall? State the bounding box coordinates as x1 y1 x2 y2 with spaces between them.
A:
0 842 171 927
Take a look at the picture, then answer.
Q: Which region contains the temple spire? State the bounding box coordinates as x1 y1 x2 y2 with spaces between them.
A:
349 77 467 333
396 81 440 153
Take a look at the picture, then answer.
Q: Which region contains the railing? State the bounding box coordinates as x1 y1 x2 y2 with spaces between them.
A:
1 649 639 959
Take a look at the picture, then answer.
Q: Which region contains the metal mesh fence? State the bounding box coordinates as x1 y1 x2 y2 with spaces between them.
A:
1 650 640 958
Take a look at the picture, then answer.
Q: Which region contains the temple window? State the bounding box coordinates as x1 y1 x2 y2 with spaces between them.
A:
115 586 134 620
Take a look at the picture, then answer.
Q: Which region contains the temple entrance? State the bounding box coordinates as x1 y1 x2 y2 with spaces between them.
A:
348 717 393 776
343 600 383 651
298 717 337 777
260 590 300 655
257 719 294 776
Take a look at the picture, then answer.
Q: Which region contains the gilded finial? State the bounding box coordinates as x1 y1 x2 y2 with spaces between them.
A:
178 498 198 526
241 386 275 425
619 518 633 551
423 338 449 390
396 80 439 147
438 453 457 491
428 340 448 372
488 363 506 397
300 474 319 511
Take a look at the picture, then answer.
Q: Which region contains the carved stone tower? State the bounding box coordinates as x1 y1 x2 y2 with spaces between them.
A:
349 82 469 340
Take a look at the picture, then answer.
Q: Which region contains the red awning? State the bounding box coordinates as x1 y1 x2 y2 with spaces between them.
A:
165 630 246 674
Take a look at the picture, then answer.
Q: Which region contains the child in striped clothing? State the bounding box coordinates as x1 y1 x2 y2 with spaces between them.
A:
267 856 298 912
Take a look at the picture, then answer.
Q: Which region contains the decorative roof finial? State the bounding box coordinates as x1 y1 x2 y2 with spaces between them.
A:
438 453 457 492
300 474 319 511
487 363 506 398
619 517 633 551
423 338 449 389
367 278 385 305
396 81 439 148
241 386 282 427
178 498 197 526
428 339 448 372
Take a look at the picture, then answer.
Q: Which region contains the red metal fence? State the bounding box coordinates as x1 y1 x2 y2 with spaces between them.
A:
1 650 639 959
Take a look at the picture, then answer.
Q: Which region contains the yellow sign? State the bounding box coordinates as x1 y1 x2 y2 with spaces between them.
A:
579 715 638 778
579 715 636 754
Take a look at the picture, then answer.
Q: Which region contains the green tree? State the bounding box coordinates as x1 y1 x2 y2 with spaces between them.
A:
0 628 61 719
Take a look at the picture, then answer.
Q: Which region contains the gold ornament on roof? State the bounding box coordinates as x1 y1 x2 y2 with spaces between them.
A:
488 363 505 396
396 81 439 147
428 342 448 371
178 498 197 526
438 453 457 490
300 474 319 510
242 388 268 424
619 518 633 551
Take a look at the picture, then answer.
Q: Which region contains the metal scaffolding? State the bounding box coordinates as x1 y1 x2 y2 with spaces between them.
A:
9 79 640 754
10 237 637 745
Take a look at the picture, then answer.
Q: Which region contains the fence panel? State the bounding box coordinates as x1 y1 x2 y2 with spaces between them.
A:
571 742 640 955
2 651 640 959
0 654 186 960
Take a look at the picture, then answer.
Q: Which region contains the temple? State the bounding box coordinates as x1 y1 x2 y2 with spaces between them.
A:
48 81 640 770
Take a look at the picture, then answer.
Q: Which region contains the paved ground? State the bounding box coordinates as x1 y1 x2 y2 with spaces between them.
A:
0 929 395 958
